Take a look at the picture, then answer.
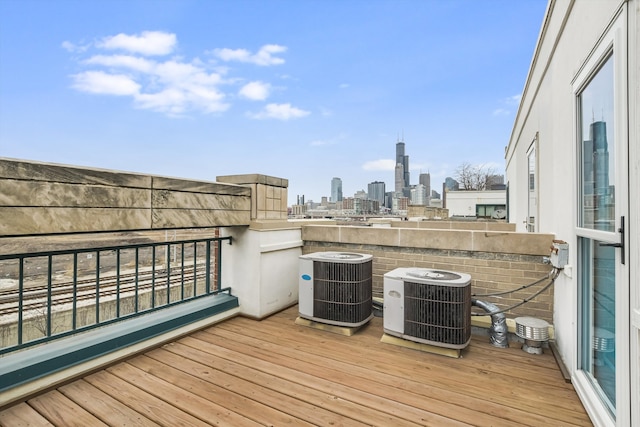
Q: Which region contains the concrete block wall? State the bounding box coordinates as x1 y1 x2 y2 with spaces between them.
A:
392 220 516 231
217 174 288 221
302 225 555 323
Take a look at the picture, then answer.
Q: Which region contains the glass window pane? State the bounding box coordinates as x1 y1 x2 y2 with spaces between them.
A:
579 56 615 231
527 144 536 232
579 237 616 413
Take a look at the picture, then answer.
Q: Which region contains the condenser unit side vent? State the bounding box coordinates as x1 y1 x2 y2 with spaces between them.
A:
299 252 374 327
404 280 471 348
313 260 372 325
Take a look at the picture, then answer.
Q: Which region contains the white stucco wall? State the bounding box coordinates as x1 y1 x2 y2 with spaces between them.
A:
220 225 302 319
505 1 637 425
506 0 626 361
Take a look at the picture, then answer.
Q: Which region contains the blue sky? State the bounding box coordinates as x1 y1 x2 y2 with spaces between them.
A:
0 0 547 205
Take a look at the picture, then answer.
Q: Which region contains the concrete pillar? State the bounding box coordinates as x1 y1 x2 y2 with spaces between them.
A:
217 174 300 318
220 223 302 319
217 174 288 221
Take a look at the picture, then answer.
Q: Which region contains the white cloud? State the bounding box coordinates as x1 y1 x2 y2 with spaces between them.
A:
309 132 346 146
248 103 309 120
506 94 522 105
492 93 522 117
214 44 287 66
84 55 155 73
134 88 186 114
239 81 271 100
133 87 228 116
153 60 222 86
97 31 176 56
66 32 291 117
71 71 140 95
61 41 89 53
362 159 396 171
339 83 350 89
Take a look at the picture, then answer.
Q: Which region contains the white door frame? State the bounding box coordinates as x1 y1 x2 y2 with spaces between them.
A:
571 6 630 426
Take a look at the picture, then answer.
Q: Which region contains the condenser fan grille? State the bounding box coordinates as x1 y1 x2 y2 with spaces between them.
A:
404 280 471 347
406 270 462 281
313 260 373 324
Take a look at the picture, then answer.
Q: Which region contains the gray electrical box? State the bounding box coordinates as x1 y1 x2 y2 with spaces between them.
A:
550 240 569 268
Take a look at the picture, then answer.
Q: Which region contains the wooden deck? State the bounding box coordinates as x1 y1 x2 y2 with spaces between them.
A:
0 305 592 426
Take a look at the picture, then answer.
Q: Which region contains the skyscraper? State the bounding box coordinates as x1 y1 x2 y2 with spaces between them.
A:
368 181 386 205
445 177 459 191
584 120 612 231
331 177 343 202
411 184 428 205
395 163 404 194
419 172 431 206
395 140 410 190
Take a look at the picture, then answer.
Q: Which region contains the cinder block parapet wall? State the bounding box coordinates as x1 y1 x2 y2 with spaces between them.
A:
0 158 254 236
302 225 555 323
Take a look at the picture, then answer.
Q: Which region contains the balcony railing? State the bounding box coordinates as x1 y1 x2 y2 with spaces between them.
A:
0 236 232 355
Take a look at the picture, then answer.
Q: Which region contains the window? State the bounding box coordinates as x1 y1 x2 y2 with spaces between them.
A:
577 53 617 415
526 138 537 232
476 204 506 219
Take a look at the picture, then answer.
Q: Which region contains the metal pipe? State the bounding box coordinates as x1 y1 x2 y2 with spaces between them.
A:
472 299 509 348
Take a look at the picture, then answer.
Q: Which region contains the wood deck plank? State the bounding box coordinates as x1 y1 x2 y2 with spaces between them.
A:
0 305 593 427
179 333 470 427
207 319 589 426
156 340 409 427
127 353 316 427
272 310 571 388
0 402 54 427
226 316 587 415
258 313 577 394
28 390 109 427
106 362 262 427
145 345 371 427
58 380 159 427
84 370 210 427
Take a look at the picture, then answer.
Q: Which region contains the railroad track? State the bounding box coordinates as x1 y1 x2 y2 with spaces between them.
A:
0 268 211 317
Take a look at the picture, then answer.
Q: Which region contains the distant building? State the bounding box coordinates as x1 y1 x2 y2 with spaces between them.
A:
419 172 431 205
392 196 409 215
290 204 307 216
354 190 367 199
331 177 342 202
444 177 459 191
446 190 506 218
394 163 404 194
431 189 440 200
368 181 386 205
395 141 411 197
410 184 428 205
384 191 394 209
488 174 505 185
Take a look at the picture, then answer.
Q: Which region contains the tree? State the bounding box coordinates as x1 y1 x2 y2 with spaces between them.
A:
454 162 498 191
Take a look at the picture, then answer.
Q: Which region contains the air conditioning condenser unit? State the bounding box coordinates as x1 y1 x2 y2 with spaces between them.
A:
384 267 472 349
299 252 373 327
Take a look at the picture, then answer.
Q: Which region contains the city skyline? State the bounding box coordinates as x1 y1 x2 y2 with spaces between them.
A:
0 1 547 205
310 139 438 207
